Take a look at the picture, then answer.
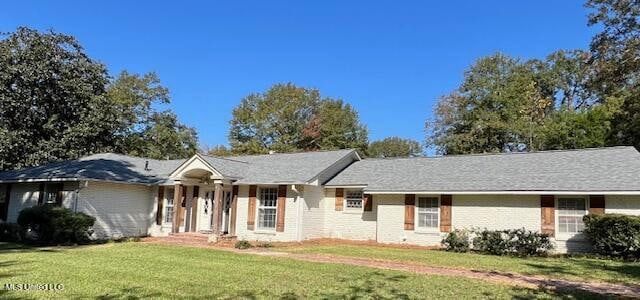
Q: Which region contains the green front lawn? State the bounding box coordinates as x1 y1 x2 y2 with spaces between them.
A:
278 244 640 286
0 242 598 299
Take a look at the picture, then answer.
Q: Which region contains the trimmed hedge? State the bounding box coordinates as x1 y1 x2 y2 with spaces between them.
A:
17 205 95 245
442 228 553 256
583 214 640 259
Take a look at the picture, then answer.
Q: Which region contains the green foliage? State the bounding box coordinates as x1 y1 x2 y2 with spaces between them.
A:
472 228 553 256
0 223 23 242
368 137 423 158
234 240 252 249
586 0 640 149
121 111 198 160
229 83 368 155
583 214 640 259
0 27 116 170
17 205 96 245
440 229 470 252
442 228 553 256
107 71 197 160
202 144 234 157
0 28 198 169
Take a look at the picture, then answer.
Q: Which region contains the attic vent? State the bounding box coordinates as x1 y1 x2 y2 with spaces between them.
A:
144 160 151 171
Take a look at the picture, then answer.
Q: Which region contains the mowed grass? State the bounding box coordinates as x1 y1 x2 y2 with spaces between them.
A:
278 244 640 286
0 242 599 299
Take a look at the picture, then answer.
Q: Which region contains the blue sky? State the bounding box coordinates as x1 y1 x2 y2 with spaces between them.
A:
1 1 597 151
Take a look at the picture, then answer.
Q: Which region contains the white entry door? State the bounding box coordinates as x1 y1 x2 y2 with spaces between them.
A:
198 189 214 231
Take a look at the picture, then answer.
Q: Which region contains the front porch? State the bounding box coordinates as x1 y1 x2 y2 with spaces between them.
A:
154 154 239 238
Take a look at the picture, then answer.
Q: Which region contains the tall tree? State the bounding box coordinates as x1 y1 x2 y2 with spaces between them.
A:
122 111 198 159
0 28 199 169
0 27 117 169
427 53 554 154
105 71 198 159
229 83 368 154
368 137 423 158
586 0 640 148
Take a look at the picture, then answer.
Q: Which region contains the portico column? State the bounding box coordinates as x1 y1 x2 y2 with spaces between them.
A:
212 183 224 234
172 184 182 233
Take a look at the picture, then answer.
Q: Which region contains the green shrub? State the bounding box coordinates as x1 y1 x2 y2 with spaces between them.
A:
583 214 640 259
17 205 95 245
441 229 470 252
473 229 510 255
234 240 252 249
443 228 553 256
0 223 23 242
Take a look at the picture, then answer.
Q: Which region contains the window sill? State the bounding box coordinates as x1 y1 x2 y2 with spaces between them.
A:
413 229 441 235
342 209 363 214
254 230 277 235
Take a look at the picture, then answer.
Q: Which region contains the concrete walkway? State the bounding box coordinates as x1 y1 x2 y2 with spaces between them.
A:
142 237 640 298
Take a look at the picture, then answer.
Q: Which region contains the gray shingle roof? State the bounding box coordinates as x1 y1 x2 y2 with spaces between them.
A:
201 149 358 184
326 146 640 192
0 149 359 185
0 153 185 184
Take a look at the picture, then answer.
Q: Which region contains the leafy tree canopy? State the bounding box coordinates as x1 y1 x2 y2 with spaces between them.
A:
0 27 197 169
229 83 368 154
368 137 423 158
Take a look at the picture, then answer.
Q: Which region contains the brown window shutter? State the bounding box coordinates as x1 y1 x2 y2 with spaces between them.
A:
156 186 165 225
230 185 239 235
541 195 555 237
589 195 605 215
190 186 200 232
404 194 415 230
440 194 452 232
0 184 11 221
37 183 45 205
276 185 287 232
247 185 257 230
363 194 373 211
335 188 344 211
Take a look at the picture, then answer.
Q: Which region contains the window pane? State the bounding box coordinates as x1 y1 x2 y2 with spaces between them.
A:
258 208 276 229
345 190 363 209
557 197 585 234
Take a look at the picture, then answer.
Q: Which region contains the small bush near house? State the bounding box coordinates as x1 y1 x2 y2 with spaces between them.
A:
0 223 23 242
441 229 470 252
583 214 640 259
17 205 95 245
442 228 553 256
234 240 252 249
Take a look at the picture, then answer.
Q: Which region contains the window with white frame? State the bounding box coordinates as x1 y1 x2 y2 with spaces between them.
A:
557 197 587 233
164 188 175 224
345 190 363 209
417 197 439 229
258 187 278 229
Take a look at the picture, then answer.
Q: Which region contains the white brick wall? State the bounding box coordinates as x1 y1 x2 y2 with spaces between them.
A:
605 195 640 215
452 195 541 231
323 188 377 240
77 181 155 238
376 194 444 246
6 182 77 222
235 185 301 242
301 185 325 239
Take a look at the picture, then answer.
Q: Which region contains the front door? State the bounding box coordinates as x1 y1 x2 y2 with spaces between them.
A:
199 189 214 231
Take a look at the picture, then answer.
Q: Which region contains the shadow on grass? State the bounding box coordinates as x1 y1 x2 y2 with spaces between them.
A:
524 258 640 285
